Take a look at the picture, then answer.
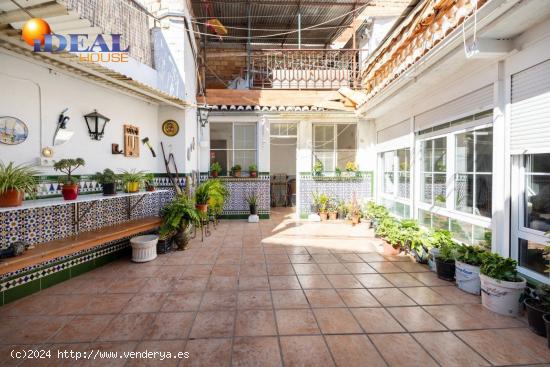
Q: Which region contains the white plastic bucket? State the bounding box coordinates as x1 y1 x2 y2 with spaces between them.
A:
480 273 526 316
455 261 481 295
428 247 439 272
130 234 158 263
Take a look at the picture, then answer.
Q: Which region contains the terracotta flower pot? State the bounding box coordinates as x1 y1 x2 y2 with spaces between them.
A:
351 215 360 225
320 212 328 221
211 171 219 178
196 204 208 213
0 189 23 207
233 170 241 177
250 171 257 178
383 242 400 255
61 184 79 200
328 212 337 220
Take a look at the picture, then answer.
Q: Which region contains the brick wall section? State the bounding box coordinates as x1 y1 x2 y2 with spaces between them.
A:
205 48 247 89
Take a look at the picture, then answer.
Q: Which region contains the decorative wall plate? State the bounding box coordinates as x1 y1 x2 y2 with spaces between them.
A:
162 119 179 137
0 116 28 145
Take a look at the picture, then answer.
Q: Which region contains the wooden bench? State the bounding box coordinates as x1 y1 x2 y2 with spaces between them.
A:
0 217 161 276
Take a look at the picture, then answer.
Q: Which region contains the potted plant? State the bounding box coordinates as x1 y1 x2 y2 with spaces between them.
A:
53 158 85 200
194 181 210 213
119 169 145 193
0 162 39 207
335 167 342 177
246 190 258 215
206 179 229 218
435 241 458 281
455 245 486 295
479 253 526 316
144 173 156 192
93 168 118 196
328 200 338 220
318 193 329 221
345 161 358 176
428 230 452 272
210 162 222 178
525 284 550 336
231 165 242 177
248 164 258 178
337 200 347 220
347 197 361 225
160 195 201 251
157 233 174 254
313 160 323 177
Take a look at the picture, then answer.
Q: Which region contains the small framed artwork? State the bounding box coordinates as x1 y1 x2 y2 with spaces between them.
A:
162 119 179 137
0 116 28 145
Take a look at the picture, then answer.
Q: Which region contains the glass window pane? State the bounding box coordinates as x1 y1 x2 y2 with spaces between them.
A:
475 174 492 217
337 124 356 150
384 172 394 195
421 174 433 204
422 140 433 172
397 173 410 199
433 213 450 231
210 150 232 175
315 151 334 172
336 150 356 171
314 125 334 150
524 168 550 232
397 149 410 171
433 174 446 206
475 128 493 172
234 124 256 149
456 131 474 172
529 153 550 173
456 173 474 214
418 209 432 227
519 238 549 277
433 137 447 172
450 218 472 244
234 150 256 169
473 226 491 250
210 123 233 150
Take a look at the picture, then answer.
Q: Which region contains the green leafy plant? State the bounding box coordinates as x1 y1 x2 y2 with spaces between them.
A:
337 200 348 218
119 169 146 184
534 284 550 312
205 179 229 216
318 193 329 213
144 173 156 189
0 162 39 199
480 253 520 282
248 164 257 172
160 195 201 250
335 167 342 177
53 158 85 184
194 181 210 205
455 245 486 266
245 190 258 206
365 201 389 221
313 160 323 176
231 164 242 172
210 162 222 174
429 229 453 248
437 241 458 262
93 168 118 185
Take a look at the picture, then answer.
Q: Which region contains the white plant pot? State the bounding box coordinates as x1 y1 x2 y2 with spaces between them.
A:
248 214 259 223
428 248 439 272
480 273 526 316
455 261 481 295
130 234 158 263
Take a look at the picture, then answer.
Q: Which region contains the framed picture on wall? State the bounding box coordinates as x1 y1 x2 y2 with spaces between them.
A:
0 116 28 145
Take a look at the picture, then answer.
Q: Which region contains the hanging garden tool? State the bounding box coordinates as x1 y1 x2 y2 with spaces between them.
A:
141 137 156 157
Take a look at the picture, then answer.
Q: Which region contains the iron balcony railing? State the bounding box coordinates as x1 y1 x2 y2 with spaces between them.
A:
249 49 363 90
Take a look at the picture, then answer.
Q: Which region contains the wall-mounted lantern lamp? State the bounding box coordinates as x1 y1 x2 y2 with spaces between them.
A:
84 110 110 140
197 106 209 128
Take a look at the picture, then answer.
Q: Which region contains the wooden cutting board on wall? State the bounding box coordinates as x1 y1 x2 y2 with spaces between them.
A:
124 124 140 157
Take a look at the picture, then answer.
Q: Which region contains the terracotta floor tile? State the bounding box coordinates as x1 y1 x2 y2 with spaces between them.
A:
232 336 282 367
272 290 309 309
369 288 416 306
79 294 133 314
455 328 550 365
53 315 114 342
173 277 209 292
393 262 430 272
313 308 362 334
343 262 376 274
182 338 232 367
269 276 301 290
355 274 393 288
238 276 270 290
212 264 240 276
235 310 277 336
200 291 237 311
106 278 145 293
318 263 351 274
335 253 364 262
183 265 214 276
189 311 235 338
293 264 323 275
368 261 404 273
275 309 320 335
207 276 238 291
240 264 267 276
267 264 296 276
459 303 525 328
280 336 335 367
19 343 90 367
383 255 412 262
126 340 187 367
383 273 424 287
123 293 167 313
145 312 195 340
238 291 272 309
371 333 438 367
431 286 481 304
325 335 386 367
2 316 71 344
413 332 489 367
82 341 138 367
265 254 290 264
326 275 363 289
304 289 346 307
400 287 449 305
98 313 155 341
312 254 339 263
161 292 203 312
351 308 405 333
337 289 381 307
409 272 450 286
423 305 487 330
139 277 174 293
297 275 332 289
388 307 446 332
357 253 387 262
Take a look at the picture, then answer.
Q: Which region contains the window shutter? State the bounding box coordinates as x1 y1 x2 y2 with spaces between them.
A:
377 119 410 151
511 59 550 154
414 85 494 132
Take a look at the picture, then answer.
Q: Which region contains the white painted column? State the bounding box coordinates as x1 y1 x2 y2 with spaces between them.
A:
258 116 270 173
356 118 376 172
296 120 312 217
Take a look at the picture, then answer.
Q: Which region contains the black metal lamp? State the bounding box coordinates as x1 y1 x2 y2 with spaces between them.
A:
197 106 209 128
83 110 110 140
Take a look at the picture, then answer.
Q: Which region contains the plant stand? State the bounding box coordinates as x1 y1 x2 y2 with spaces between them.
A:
130 234 158 262
248 214 259 223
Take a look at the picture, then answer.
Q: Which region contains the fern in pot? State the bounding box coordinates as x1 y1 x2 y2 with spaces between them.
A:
0 162 39 207
160 195 201 251
194 181 210 213
94 169 118 196
480 253 526 316
120 169 145 193
455 245 486 295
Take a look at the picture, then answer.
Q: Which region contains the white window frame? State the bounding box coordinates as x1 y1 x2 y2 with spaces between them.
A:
210 122 258 173
378 148 412 218
312 122 357 172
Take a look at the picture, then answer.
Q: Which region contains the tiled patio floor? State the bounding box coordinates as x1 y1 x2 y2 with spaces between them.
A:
1 207 550 366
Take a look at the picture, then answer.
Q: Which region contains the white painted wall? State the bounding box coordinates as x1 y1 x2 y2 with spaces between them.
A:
0 51 164 175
